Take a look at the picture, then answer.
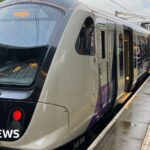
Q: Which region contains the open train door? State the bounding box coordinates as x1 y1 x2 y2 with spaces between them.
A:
118 26 133 104
124 27 134 92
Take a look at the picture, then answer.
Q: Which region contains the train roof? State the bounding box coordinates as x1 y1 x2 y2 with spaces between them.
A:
0 0 150 35
82 3 150 35
95 11 150 35
0 0 80 11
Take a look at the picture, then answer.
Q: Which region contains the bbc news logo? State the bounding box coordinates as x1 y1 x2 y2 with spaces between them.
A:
0 130 20 139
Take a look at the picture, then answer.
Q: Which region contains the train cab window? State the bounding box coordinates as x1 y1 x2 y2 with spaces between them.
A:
0 3 63 87
75 18 95 56
0 4 63 47
101 31 105 59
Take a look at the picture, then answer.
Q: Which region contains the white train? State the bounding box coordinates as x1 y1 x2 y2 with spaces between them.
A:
0 0 149 149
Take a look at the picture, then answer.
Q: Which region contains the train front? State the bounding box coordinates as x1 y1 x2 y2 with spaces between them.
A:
0 1 71 149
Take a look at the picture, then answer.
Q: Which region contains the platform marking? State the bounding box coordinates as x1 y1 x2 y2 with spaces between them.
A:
88 77 150 150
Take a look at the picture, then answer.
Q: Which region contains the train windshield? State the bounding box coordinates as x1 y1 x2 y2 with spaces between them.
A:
0 4 63 86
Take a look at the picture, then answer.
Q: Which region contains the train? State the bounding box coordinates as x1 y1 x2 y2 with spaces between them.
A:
0 0 149 149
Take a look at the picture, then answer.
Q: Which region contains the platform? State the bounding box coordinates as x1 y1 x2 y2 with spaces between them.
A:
88 77 150 150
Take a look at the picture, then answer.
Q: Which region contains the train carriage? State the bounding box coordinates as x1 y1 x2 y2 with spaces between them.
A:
0 0 149 149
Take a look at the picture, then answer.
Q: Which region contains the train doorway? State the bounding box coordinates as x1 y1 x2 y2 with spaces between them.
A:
124 28 133 92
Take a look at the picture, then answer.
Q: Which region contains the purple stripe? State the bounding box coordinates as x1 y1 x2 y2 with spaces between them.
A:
88 82 112 129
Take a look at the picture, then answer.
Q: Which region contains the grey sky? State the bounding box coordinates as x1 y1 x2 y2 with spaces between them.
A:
80 0 150 17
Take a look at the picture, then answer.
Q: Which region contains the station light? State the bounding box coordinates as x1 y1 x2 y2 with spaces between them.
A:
126 76 130 81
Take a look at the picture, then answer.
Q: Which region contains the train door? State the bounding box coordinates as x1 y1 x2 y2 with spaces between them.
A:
117 32 125 96
124 28 133 92
107 20 116 104
97 22 110 109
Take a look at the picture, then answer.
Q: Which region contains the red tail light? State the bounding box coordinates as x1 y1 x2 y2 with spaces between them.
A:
13 110 22 121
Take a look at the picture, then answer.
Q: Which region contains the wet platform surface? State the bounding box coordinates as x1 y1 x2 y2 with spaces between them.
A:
88 77 150 150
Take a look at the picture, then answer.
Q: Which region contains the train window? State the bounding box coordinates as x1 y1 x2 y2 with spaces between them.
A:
146 39 149 61
119 34 124 76
0 3 63 86
75 18 95 56
0 3 63 47
133 40 137 69
137 37 148 71
101 31 105 59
